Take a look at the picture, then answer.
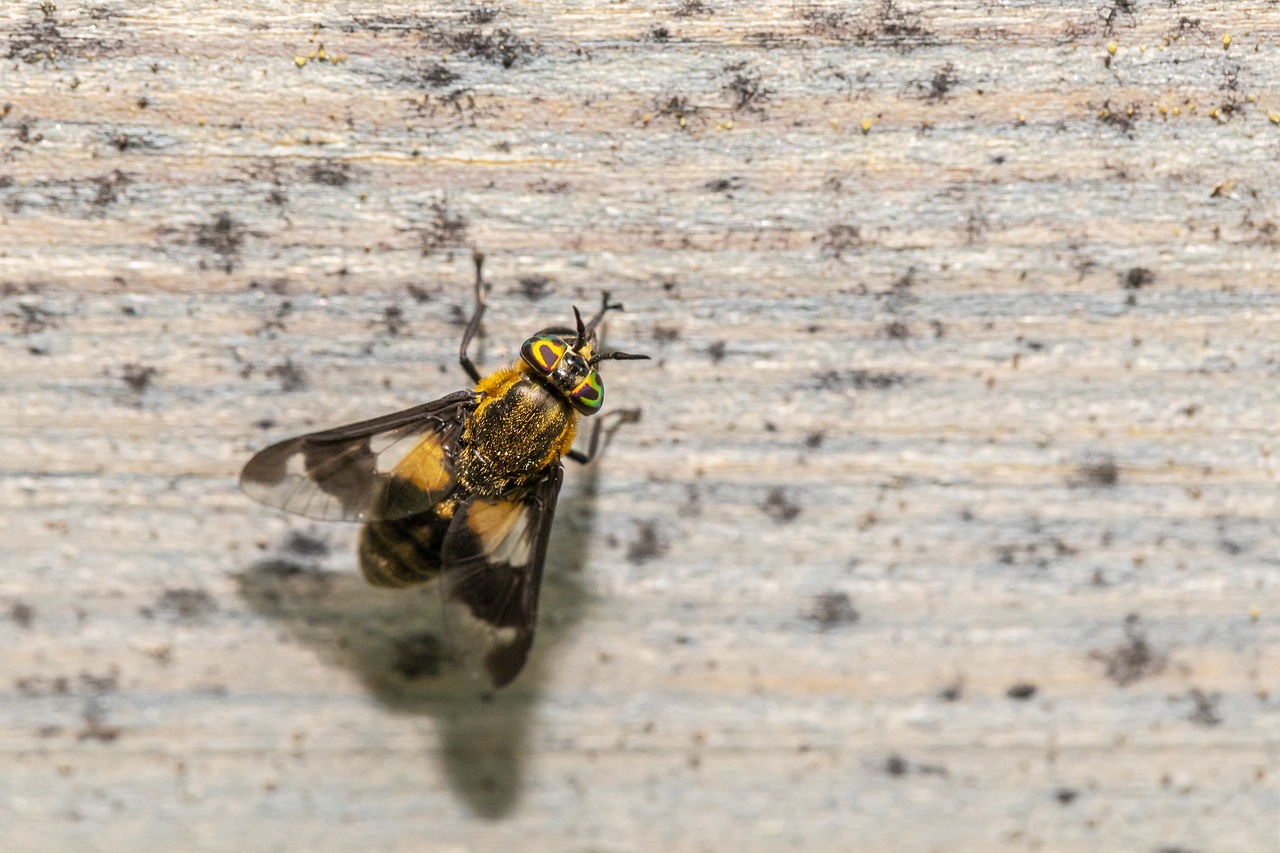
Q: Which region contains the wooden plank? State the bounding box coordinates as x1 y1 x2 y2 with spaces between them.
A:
2 1 1278 850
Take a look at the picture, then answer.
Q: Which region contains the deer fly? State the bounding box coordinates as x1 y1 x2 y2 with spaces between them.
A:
240 252 648 687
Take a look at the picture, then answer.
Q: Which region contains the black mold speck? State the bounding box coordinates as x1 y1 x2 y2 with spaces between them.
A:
1092 614 1166 686
121 363 158 394
267 359 307 393
1006 682 1038 700
1122 267 1155 290
626 522 668 564
10 601 34 628
518 276 551 301
155 588 217 623
806 591 858 630
762 488 801 523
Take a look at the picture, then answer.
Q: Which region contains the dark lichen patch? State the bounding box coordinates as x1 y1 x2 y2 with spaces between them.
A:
379 305 408 336
6 4 123 65
625 521 668 564
721 62 771 112
306 160 352 187
1185 688 1222 727
883 752 947 777
938 680 963 702
419 200 469 255
178 211 250 273
90 169 130 210
704 176 743 195
812 369 914 391
994 532 1077 569
800 1 933 50
806 592 858 630
399 61 461 89
1055 787 1080 805
653 324 680 343
1121 267 1155 290
267 359 307 393
154 588 217 624
392 632 445 679
673 0 714 17
6 303 58 335
648 93 700 130
518 275 551 300
1091 614 1167 687
883 320 911 340
121 363 158 394
349 11 537 68
761 488 801 523
921 62 958 101
1073 457 1119 487
15 675 70 696
9 601 34 628
1006 682 1038 700
79 698 122 742
707 340 727 363
1094 99 1142 137
804 430 825 450
817 223 863 259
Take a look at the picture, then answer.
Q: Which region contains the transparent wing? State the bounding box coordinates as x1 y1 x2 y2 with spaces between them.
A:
438 466 564 688
240 390 476 522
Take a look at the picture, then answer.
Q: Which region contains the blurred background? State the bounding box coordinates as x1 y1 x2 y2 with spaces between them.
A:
1 1 1276 850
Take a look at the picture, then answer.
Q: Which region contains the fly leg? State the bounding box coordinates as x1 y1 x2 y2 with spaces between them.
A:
458 250 490 383
566 409 642 465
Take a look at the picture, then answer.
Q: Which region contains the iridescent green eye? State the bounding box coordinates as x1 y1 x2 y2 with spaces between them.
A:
520 334 567 374
568 370 603 415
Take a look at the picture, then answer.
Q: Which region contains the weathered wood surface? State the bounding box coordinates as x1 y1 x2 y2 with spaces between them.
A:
2 1 1278 850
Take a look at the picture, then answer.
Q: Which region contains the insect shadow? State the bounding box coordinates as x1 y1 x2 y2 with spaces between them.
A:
235 462 602 818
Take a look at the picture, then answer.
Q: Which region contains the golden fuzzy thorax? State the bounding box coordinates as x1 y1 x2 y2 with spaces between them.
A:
459 359 579 497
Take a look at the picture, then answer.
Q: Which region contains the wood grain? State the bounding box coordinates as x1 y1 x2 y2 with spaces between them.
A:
2 1 1278 850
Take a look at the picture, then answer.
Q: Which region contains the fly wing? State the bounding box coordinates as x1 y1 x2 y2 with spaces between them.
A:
240 390 477 522
438 465 564 688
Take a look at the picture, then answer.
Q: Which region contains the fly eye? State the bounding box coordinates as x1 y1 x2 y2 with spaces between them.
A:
520 334 567 375
568 369 604 415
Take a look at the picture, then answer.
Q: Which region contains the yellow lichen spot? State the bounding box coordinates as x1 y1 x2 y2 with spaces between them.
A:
308 50 317 60
1158 104 1168 116
860 117 872 134
1222 33 1232 48
1249 606 1261 622
1139 44 1146 52
830 118 840 129
724 120 733 130
1270 113 1280 124
641 112 652 125
678 115 687 128
317 46 327 60
1172 106 1181 116
1106 41 1118 55
294 55 307 68
1172 224 1182 236
1016 113 1026 124
197 117 206 126
1209 108 1220 119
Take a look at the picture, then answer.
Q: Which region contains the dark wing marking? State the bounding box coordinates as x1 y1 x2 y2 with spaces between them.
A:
240 390 476 522
438 465 564 688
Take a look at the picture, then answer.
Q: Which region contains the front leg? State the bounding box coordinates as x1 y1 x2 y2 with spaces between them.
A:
566 408 642 465
458 250 490 384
